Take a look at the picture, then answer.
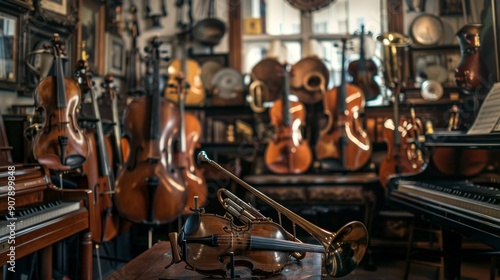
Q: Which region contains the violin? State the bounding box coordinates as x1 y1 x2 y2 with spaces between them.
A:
99 75 130 173
264 64 312 174
379 87 426 187
347 24 380 101
74 60 119 242
114 37 186 224
174 46 207 214
316 38 372 171
33 34 89 170
169 212 324 277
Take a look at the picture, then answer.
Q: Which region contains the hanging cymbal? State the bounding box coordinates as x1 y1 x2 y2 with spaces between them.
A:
291 56 329 104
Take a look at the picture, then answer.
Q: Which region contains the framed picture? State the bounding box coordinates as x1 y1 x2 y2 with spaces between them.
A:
0 11 18 90
440 0 470 16
35 0 77 27
105 33 125 77
410 46 461 88
77 0 105 75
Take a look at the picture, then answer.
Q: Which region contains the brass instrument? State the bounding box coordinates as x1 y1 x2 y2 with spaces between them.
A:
248 80 272 113
193 151 369 278
376 33 411 90
291 56 329 104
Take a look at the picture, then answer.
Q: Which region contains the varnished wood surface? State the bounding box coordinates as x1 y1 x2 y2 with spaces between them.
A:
244 173 378 185
106 241 324 280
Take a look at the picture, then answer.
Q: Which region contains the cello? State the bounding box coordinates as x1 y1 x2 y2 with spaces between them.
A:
74 59 119 243
174 37 207 214
33 34 89 170
347 24 380 101
264 64 312 174
316 38 372 171
115 37 186 224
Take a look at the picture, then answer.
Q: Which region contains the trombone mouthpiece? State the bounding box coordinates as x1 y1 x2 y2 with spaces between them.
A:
197 151 209 162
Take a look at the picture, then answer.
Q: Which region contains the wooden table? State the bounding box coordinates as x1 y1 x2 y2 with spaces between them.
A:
106 241 325 279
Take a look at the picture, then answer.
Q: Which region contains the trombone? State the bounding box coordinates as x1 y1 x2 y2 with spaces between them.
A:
196 151 369 278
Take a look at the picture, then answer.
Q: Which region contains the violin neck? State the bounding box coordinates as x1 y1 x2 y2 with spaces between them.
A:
179 45 188 155
55 54 67 109
358 24 366 69
111 91 124 166
283 67 291 127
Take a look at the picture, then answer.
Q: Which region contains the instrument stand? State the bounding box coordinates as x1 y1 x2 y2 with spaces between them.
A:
229 252 240 279
148 227 154 249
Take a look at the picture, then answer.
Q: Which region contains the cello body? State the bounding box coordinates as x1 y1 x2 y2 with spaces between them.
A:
316 84 372 170
265 98 312 174
347 24 380 101
264 65 312 174
115 95 186 224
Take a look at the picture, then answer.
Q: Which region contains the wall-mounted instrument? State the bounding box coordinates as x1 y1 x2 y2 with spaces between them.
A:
455 23 489 95
32 34 89 171
125 2 145 97
248 58 283 113
168 151 368 278
211 68 245 106
74 59 119 243
347 24 380 101
291 56 329 104
164 58 205 106
174 52 207 215
264 64 312 174
115 37 186 224
315 38 371 171
192 0 226 47
145 0 167 28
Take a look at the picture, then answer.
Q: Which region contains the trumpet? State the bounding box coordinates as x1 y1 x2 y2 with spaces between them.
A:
196 151 369 278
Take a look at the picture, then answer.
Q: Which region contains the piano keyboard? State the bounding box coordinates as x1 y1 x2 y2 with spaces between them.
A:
0 201 81 237
397 180 500 219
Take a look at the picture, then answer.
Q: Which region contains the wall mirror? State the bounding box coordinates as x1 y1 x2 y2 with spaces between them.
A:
0 12 18 89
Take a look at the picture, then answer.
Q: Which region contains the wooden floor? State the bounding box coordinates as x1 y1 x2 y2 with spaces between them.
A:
345 256 499 280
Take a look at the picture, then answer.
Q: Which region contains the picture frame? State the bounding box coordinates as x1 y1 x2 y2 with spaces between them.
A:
35 0 78 27
19 23 74 97
105 33 126 77
0 11 18 90
440 0 470 16
409 46 461 88
77 0 105 75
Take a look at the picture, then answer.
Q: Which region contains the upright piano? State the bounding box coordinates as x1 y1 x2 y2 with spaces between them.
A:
388 131 500 279
0 164 93 279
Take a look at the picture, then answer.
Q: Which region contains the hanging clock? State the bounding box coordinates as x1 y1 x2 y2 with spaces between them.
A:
410 14 444 46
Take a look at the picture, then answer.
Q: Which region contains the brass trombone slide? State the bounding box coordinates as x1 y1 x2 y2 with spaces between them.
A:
197 151 369 278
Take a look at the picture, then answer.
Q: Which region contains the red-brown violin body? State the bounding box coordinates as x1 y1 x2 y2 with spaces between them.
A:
264 65 312 174
347 24 380 101
33 35 89 170
316 39 371 171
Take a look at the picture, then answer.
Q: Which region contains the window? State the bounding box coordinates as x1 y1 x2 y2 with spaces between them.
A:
242 0 382 91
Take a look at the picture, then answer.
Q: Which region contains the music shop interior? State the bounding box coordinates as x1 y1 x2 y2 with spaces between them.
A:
1 0 500 279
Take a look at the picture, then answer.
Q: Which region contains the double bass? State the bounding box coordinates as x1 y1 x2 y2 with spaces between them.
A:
115 37 186 224
74 59 119 242
264 64 312 174
347 24 380 101
316 38 372 171
33 34 89 170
